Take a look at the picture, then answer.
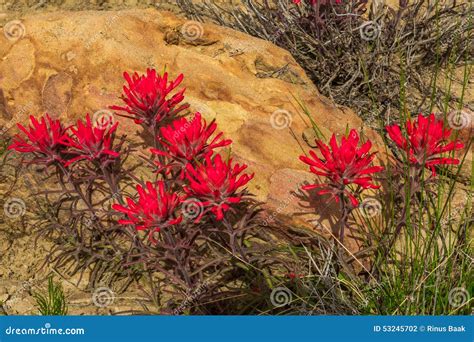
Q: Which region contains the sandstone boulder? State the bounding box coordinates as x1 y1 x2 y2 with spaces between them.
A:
0 9 385 240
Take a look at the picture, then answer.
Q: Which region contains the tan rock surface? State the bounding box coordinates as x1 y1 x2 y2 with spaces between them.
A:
0 9 386 236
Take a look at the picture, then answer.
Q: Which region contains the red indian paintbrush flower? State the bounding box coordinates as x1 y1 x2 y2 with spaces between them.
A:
112 181 183 235
184 154 254 221
386 113 464 176
300 129 383 207
8 114 70 165
111 68 189 127
62 114 120 167
151 112 232 178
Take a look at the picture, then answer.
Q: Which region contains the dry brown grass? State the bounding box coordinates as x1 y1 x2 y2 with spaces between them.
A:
177 0 473 126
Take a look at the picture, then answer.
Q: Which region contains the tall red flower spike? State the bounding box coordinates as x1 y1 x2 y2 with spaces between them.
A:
151 112 232 178
184 154 254 221
300 129 383 207
386 113 464 176
62 114 120 167
8 114 70 165
112 181 183 238
111 68 189 127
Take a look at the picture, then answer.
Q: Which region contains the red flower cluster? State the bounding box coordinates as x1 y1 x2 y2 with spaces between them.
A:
115 152 254 234
300 129 383 206
110 69 254 230
111 69 189 127
386 113 464 176
62 114 120 167
114 153 254 233
112 181 183 235
300 114 465 210
185 154 254 221
151 113 231 178
9 113 122 168
9 69 255 237
8 114 69 165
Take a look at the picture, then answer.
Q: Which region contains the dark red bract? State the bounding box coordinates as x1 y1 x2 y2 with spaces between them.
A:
386 113 464 176
112 181 183 236
111 68 189 127
151 112 231 178
300 129 383 207
184 154 254 221
8 114 70 166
